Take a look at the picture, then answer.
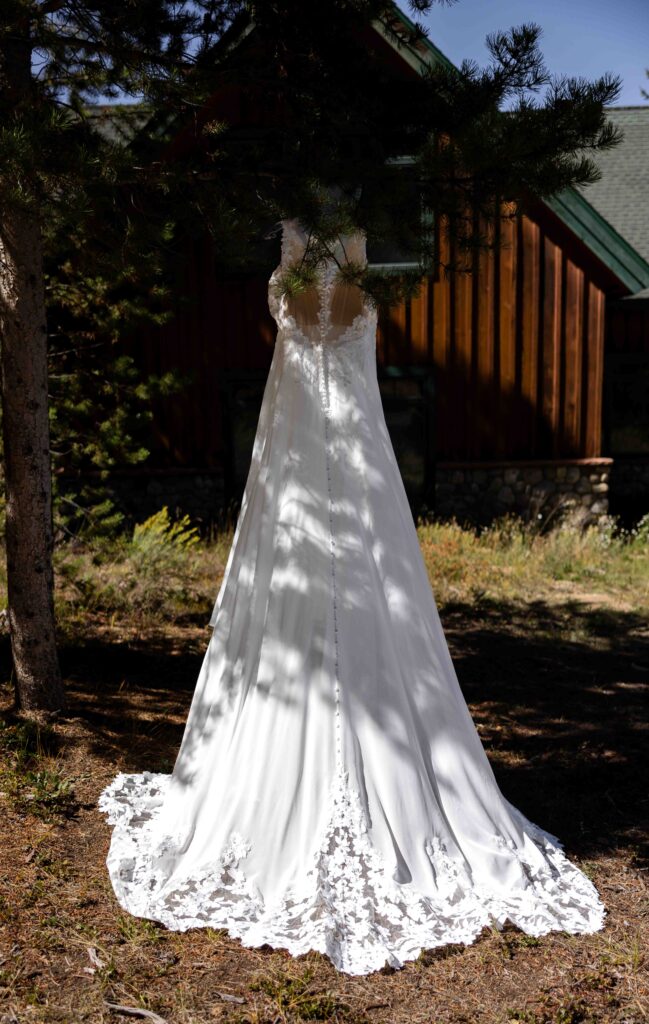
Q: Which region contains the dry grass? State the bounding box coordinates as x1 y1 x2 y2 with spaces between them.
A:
43 513 649 640
417 515 649 612
0 515 648 1023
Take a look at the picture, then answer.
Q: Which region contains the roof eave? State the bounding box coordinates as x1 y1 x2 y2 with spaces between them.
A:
373 7 455 74
544 187 649 295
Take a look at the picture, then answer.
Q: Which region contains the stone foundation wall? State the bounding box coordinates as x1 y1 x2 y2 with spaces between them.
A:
434 459 612 525
64 459 619 530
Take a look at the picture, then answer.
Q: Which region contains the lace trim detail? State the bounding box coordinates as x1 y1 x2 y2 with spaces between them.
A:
276 330 375 401
269 221 377 352
98 770 605 976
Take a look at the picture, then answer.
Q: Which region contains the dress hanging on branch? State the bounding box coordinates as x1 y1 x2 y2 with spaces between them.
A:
99 219 605 976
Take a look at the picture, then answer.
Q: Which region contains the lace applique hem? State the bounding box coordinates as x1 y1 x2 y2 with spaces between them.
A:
98 771 606 977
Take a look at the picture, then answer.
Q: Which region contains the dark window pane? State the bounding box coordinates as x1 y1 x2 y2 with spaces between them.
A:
605 353 649 455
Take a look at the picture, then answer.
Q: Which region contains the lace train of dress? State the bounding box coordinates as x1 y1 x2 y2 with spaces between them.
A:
98 220 605 975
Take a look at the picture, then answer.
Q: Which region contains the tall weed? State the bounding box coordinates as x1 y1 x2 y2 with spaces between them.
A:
55 506 215 621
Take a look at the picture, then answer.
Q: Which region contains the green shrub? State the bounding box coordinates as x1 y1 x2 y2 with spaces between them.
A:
129 506 200 575
54 505 210 620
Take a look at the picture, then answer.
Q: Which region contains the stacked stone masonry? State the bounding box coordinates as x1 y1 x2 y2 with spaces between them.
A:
434 461 612 526
63 461 619 530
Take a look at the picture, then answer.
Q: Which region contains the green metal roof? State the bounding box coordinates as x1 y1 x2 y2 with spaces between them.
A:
374 7 455 74
545 186 649 294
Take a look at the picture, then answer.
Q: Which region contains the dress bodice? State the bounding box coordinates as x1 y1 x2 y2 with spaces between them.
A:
279 217 368 269
268 218 377 352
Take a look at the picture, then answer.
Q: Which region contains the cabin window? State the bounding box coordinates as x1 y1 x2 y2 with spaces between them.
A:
604 351 649 456
365 157 434 273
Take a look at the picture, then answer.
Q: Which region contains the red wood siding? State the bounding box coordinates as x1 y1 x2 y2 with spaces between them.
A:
130 208 607 468
378 209 606 459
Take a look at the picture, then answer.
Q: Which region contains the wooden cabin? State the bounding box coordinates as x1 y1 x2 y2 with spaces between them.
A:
105 15 649 528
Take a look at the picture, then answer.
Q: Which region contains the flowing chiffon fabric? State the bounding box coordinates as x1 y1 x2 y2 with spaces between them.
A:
98 220 605 975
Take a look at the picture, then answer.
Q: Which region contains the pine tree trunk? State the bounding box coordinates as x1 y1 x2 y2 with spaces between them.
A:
0 206 65 715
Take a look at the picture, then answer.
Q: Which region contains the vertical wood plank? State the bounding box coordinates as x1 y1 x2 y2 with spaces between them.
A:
410 278 428 364
378 299 408 365
376 308 387 364
584 281 605 457
432 270 451 370
562 259 584 454
497 214 517 456
541 235 562 455
392 299 409 362
520 216 540 451
475 232 495 458
453 259 473 459
432 276 451 456
432 220 451 457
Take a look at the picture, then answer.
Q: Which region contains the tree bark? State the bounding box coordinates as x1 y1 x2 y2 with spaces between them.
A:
0 206 65 714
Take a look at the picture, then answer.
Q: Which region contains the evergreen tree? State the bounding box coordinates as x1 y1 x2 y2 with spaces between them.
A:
0 0 245 716
0 0 619 715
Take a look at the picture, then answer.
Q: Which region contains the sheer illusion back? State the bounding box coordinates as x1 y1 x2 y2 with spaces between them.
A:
284 280 366 332
98 218 605 976
269 219 373 344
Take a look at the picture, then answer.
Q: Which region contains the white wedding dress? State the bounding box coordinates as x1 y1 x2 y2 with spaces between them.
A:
99 219 605 975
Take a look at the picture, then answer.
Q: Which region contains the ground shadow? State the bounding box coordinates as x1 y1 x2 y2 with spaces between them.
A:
442 596 649 867
2 592 645 864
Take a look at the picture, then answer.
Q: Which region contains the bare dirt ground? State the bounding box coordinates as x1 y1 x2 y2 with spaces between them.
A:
1 587 648 1024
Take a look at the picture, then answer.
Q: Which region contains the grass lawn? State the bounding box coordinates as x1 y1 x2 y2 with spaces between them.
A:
0 514 647 1023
